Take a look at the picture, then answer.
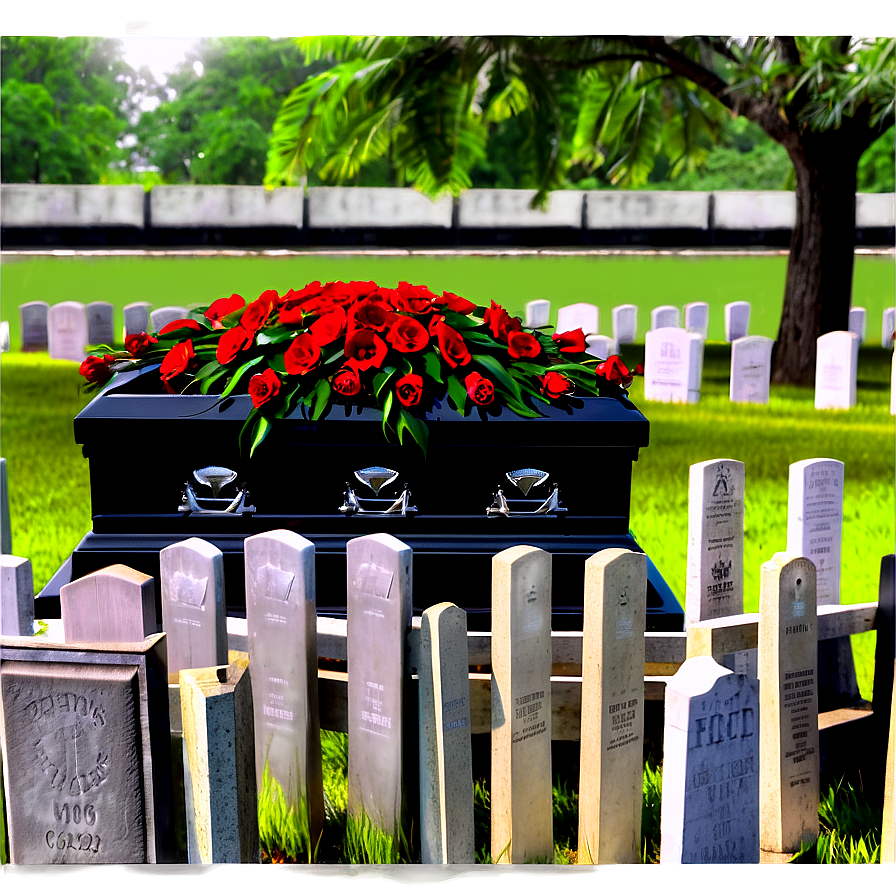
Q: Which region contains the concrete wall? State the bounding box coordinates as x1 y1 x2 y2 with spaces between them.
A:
308 186 452 228
1 184 144 227
150 185 303 227
585 191 710 229
458 189 583 228
712 191 797 230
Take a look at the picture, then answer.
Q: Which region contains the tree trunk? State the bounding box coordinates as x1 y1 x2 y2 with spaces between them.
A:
771 132 861 386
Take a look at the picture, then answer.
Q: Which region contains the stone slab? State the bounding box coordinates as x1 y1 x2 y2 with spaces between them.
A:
2 555 35 637
86 302 115 347
20 301 49 352
0 184 145 227
684 302 709 338
585 191 710 229
651 305 679 330
856 192 895 228
848 307 866 345
458 189 583 228
525 299 551 329
882 308 895 350
150 307 189 333
725 302 750 342
612 304 638 345
151 185 304 227
309 186 451 228
814 331 858 410
644 327 703 404
586 334 617 359
47 301 88 362
123 302 151 336
730 336 773 405
713 191 796 230
0 321 8 353
1 457 10 554
556 302 598 337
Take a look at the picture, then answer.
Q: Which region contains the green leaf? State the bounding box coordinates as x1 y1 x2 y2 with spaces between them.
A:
397 408 429 457
373 366 397 398
220 355 264 399
423 352 444 384
381 389 396 441
199 366 231 395
310 379 331 420
256 328 299 346
249 416 273 457
238 407 260 458
446 374 468 415
194 360 223 380
462 330 506 349
472 353 522 400
268 354 288 375
495 388 544 418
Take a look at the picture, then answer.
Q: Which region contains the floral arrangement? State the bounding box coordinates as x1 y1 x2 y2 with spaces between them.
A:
79 281 641 456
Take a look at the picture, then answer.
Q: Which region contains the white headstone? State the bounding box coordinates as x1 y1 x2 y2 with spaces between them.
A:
882 307 895 350
684 302 709 338
0 457 10 554
556 302 599 337
585 334 617 359
47 301 88 362
525 300 551 329
124 302 152 336
1 555 34 636
814 331 858 410
730 336 774 405
891 352 896 416
19 301 49 351
151 306 189 333
659 656 760 864
644 327 703 404
418 602 475 864
651 305 679 330
725 302 751 342
0 321 9 353
883 658 896 864
86 301 115 347
848 307 866 345
612 304 638 345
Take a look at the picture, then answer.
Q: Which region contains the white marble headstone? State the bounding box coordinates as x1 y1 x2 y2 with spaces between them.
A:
124 302 152 336
684 302 709 338
651 305 679 330
644 327 703 404
1 555 34 636
814 330 858 410
612 304 638 345
151 306 189 333
86 301 115 347
47 301 88 361
556 302 599 337
848 307 866 345
0 457 10 554
882 307 895 350
724 302 750 342
19 301 49 351
525 300 551 329
730 336 774 405
0 321 9 353
585 334 617 359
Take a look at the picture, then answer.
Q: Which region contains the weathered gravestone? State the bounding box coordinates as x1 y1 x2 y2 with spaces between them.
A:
346 533 413 845
612 304 638 345
123 302 152 336
0 633 174 863
759 552 819 858
1 456 11 554
684 301 709 339
1 555 35 637
86 302 115 347
651 305 679 330
19 301 49 352
814 330 858 410
659 656 760 864
60 564 157 644
491 545 553 864
730 336 774 405
150 306 189 333
848 306 866 345
577 548 646 865
725 302 751 342
418 602 474 864
883 307 895 350
556 302 599 337
244 530 324 857
585 334 617 360
644 327 703 404
47 301 88 362
180 653 259 863
525 299 551 329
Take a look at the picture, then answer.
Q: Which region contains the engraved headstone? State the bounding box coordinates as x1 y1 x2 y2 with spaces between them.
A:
612 304 638 345
490 545 553 864
651 305 679 330
151 306 189 333
758 553 820 857
848 306 866 345
644 327 703 404
556 302 599 337
883 307 895 350
0 321 9 353
684 301 709 338
577 549 646 864
180 653 259 863
346 533 413 842
1 456 11 554
244 530 323 856
725 302 751 342
47 301 88 362
86 302 115 347
730 336 774 405
418 602 474 864
61 564 157 644
585 334 617 360
160 537 228 680
814 330 858 410
0 633 174 863
525 299 551 329
1 555 35 636
123 302 152 337
19 301 49 352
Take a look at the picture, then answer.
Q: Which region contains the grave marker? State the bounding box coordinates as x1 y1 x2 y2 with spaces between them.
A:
730 336 774 405
556 302 599 337
684 301 709 338
644 327 703 404
814 330 858 410
612 304 638 345
651 305 679 330
848 306 866 345
491 545 553 864
0 321 8 353
892 352 896 416
19 301 49 352
585 334 617 359
1 555 35 637
725 302 751 342
123 302 152 336
150 306 189 333
525 300 551 329
577 549 646 864
86 301 115 347
759 552 819 857
883 307 895 350
659 656 760 863
47 301 88 362
1 456 10 554
418 602 475 864
244 530 323 856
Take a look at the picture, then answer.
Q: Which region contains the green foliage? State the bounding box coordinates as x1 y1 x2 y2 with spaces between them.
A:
257 761 317 863
858 125 896 193
641 761 663 863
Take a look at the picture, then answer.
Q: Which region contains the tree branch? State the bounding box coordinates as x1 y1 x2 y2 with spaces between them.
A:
775 37 802 66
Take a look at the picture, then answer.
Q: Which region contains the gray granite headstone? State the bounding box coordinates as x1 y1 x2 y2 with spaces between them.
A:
612 304 638 345
684 301 709 338
525 299 551 329
725 302 751 342
1 456 11 554
346 533 413 841
86 302 115 347
651 305 679 330
556 302 598 337
848 306 866 345
1 555 35 636
123 302 152 336
47 301 88 362
20 301 49 352
150 306 189 333
244 530 324 854
660 656 760 863
730 336 773 405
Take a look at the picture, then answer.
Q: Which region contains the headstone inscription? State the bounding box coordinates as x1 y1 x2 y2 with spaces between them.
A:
883 307 895 350
585 334 617 360
150 306 189 333
491 545 553 864
0 633 174 863
612 304 638 345
730 336 774 405
1 555 35 636
525 299 551 329
725 302 751 342
644 327 703 404
19 301 49 352
556 302 599 337
180 653 259 863
244 530 324 855
346 533 413 844
659 656 760 864
418 602 475 864
684 301 709 338
1 456 11 554
758 552 820 857
47 301 88 362
86 302 115 347
651 305 679 330
814 330 858 410
577 549 646 864
848 306 866 345
123 302 152 337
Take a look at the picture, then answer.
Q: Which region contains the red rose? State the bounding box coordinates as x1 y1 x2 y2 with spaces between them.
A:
540 371 574 399
79 353 116 385
159 340 196 390
439 291 476 315
483 300 518 341
429 314 446 337
395 373 423 407
159 318 202 336
387 316 429 353
435 320 471 369
204 294 246 328
465 371 494 405
278 283 328 325
309 308 347 347
351 298 393 332
125 332 158 357
595 355 635 388
396 281 437 314
248 368 281 408
332 366 362 397
552 329 586 353
216 325 253 364
344 329 388 371
240 290 278 334
507 331 541 360
284 333 321 375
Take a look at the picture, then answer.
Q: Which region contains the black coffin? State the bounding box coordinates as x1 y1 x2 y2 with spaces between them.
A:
39 365 683 632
